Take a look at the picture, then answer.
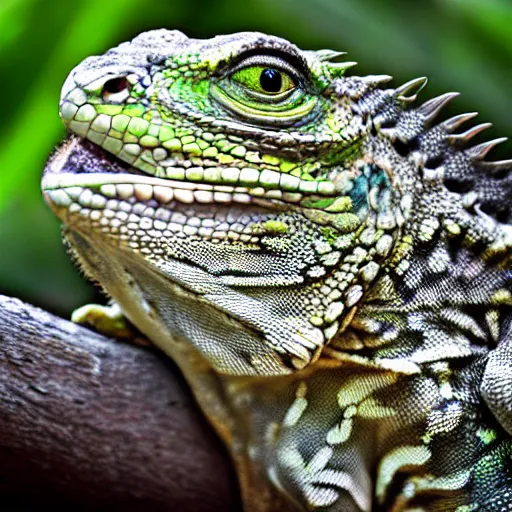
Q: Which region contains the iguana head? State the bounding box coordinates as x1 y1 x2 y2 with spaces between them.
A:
59 29 369 175
42 30 427 376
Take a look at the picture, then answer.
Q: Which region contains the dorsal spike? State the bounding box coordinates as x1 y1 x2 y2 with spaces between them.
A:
417 92 459 123
328 61 358 70
395 77 428 102
480 159 512 170
466 137 508 160
441 112 479 132
316 49 347 62
447 123 493 144
327 61 358 78
361 74 393 86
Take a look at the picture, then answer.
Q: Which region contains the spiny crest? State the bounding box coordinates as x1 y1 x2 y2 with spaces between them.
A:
314 48 358 78
377 75 508 162
447 123 493 144
371 75 512 226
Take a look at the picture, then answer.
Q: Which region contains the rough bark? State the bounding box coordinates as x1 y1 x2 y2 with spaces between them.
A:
0 294 240 511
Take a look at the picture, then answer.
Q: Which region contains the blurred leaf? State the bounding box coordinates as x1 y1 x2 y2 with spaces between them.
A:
0 0 140 214
0 0 36 50
445 0 512 53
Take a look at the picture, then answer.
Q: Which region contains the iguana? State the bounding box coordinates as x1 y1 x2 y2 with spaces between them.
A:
41 30 512 511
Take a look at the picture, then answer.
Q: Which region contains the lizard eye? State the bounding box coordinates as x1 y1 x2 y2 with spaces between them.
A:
211 55 317 126
102 77 131 103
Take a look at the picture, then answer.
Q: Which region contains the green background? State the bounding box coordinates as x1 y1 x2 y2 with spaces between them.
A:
1 0 511 317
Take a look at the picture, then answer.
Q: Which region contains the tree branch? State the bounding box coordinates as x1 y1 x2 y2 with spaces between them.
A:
0 295 240 511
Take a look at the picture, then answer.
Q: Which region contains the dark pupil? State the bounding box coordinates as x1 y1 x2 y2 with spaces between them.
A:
259 68 282 93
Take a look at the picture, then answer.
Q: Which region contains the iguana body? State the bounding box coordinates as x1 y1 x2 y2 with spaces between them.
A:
42 30 512 511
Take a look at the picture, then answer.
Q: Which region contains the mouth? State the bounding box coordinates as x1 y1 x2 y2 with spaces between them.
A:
42 136 267 214
42 136 338 212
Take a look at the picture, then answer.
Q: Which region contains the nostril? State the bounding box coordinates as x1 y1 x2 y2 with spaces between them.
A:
103 77 129 93
102 77 130 101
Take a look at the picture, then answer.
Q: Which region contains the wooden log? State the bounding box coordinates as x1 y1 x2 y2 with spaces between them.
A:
0 295 240 511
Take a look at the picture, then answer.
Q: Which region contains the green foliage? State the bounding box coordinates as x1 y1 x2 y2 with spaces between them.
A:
1 0 511 314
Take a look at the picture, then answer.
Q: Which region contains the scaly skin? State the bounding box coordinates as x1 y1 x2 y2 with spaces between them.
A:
42 30 512 511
